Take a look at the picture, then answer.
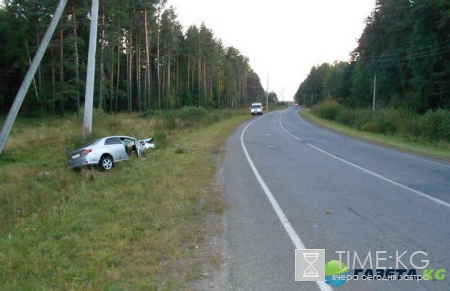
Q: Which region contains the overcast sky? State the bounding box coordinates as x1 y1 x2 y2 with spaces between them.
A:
166 0 376 101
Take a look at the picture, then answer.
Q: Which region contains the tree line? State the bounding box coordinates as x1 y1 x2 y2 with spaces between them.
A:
295 0 450 113
0 0 266 116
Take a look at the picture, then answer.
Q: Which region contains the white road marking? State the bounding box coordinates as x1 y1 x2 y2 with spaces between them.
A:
279 111 303 142
295 109 450 169
279 109 450 209
241 115 333 291
307 143 450 209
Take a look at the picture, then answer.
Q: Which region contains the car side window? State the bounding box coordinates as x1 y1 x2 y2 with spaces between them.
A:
105 137 121 145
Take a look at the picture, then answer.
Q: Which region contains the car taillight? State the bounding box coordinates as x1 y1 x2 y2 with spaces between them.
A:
81 149 92 156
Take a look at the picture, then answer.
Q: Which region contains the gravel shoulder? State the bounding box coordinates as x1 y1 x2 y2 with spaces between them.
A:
187 148 230 291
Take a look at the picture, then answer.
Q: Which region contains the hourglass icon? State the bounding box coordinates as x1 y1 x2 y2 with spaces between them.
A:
303 253 319 277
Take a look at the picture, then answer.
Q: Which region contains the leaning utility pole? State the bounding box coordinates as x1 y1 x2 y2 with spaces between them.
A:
0 0 69 156
83 0 100 139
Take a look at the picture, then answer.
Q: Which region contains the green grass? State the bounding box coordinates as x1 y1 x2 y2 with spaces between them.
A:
301 109 450 161
0 109 251 290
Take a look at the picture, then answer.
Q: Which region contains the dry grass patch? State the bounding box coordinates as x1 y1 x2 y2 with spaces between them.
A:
0 110 250 290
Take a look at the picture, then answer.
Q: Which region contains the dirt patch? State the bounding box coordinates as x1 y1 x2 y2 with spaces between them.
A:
187 149 230 290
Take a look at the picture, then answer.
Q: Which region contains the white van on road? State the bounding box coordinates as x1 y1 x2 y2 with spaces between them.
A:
250 103 263 115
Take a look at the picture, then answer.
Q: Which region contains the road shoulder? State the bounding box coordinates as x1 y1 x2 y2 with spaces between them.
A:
300 109 450 162
187 147 230 291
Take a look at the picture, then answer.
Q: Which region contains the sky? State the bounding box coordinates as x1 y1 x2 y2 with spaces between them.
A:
165 0 376 101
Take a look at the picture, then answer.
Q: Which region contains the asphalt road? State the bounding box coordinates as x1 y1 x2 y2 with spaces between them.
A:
221 106 450 291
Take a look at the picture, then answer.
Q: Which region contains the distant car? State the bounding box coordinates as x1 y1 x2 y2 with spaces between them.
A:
250 103 263 115
294 103 299 106
68 135 153 171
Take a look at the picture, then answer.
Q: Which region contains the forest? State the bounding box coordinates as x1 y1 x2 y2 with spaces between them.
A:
295 0 450 114
0 0 266 116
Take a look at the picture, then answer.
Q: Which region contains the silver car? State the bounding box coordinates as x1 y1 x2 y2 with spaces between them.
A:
69 136 147 170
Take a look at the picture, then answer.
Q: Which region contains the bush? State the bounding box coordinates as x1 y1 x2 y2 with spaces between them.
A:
162 111 177 130
419 110 450 142
312 101 450 143
312 100 343 120
371 109 399 135
178 106 208 127
351 109 373 131
201 110 221 126
336 108 356 127
399 117 420 140
139 109 159 118
140 106 245 131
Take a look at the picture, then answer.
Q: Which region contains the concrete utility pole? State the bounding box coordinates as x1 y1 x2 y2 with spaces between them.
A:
0 0 69 156
372 74 377 111
83 0 100 139
266 75 269 111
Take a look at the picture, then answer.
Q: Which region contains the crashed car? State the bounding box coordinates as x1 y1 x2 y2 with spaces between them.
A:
68 135 155 171
140 138 156 150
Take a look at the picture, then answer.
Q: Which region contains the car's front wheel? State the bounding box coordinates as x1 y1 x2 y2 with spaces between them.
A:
99 155 114 171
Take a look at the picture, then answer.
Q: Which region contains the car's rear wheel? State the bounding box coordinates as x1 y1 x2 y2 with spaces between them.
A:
99 155 114 171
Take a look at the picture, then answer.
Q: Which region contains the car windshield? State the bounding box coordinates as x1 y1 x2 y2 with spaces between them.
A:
252 105 261 109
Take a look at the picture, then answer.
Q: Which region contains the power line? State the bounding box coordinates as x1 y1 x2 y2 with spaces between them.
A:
375 42 450 63
377 39 450 60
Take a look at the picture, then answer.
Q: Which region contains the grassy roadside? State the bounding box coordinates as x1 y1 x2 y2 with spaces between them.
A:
300 109 450 162
0 110 250 290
